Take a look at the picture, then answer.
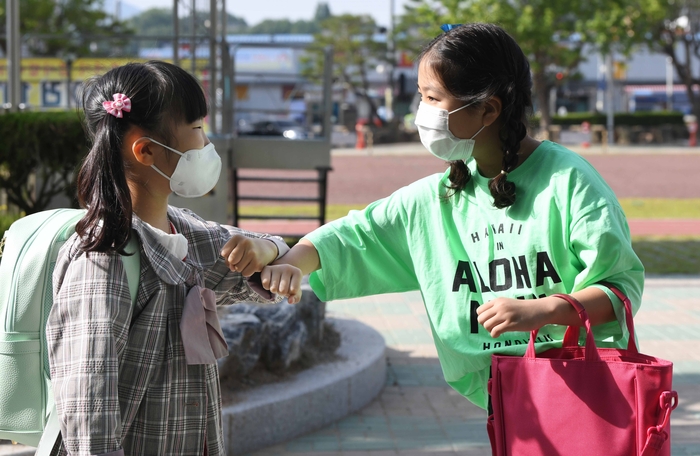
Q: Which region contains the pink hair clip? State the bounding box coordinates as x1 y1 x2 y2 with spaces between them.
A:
103 93 131 118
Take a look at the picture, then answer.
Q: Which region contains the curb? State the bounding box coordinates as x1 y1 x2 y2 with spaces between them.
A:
221 317 387 455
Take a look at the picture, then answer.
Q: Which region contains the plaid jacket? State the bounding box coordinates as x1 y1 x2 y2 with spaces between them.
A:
47 206 288 456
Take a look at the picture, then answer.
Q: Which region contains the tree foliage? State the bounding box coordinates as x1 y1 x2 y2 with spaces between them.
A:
579 0 700 117
128 7 248 37
246 2 332 34
0 0 131 57
128 2 331 37
302 14 389 123
395 0 659 128
314 3 332 22
615 0 700 118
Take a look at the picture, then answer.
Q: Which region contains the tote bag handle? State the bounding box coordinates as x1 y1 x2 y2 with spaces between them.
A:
560 284 638 353
525 293 601 361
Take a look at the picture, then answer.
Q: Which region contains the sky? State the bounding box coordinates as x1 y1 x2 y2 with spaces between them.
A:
112 0 411 28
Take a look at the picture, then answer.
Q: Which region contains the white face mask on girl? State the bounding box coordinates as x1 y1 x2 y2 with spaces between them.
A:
414 101 486 162
147 137 222 198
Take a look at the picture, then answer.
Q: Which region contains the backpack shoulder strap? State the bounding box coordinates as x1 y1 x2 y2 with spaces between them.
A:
35 404 60 456
121 232 140 305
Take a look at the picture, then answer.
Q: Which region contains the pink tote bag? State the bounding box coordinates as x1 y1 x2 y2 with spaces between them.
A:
487 286 678 456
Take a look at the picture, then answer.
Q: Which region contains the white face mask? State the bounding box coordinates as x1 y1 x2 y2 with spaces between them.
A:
414 101 486 162
147 137 222 198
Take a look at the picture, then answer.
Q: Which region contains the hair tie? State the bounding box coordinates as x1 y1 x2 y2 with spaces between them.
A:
500 170 509 176
103 93 131 118
440 23 462 33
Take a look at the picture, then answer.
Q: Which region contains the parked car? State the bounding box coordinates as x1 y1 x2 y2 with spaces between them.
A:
239 119 308 140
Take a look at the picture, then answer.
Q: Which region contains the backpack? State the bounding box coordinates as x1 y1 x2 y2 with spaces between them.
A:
0 208 140 452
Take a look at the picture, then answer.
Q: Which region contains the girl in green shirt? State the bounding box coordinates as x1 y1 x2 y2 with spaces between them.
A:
233 22 644 410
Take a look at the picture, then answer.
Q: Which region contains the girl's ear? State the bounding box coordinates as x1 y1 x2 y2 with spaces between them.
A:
129 135 156 166
482 96 503 127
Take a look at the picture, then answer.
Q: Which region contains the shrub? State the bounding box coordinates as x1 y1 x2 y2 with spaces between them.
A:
613 112 685 126
0 211 23 239
0 111 88 214
530 111 686 127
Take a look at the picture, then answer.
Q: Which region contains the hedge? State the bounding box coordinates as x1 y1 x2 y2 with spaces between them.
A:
0 212 22 238
0 111 88 214
530 111 686 127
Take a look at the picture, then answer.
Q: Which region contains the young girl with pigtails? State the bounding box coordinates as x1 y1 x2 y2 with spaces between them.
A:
47 61 289 455
262 23 645 413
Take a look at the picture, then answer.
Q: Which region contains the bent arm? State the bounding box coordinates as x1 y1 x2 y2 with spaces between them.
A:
540 286 616 326
272 239 320 274
476 287 617 338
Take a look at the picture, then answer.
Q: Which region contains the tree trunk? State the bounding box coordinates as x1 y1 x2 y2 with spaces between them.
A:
664 40 700 119
532 68 552 135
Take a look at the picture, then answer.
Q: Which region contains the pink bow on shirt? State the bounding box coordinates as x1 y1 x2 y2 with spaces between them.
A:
180 285 229 365
103 93 132 118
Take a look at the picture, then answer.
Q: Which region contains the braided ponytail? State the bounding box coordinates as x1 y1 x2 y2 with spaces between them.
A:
488 86 529 208
445 160 471 196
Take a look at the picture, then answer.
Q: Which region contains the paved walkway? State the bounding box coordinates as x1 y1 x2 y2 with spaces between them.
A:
249 277 700 456
2 277 697 456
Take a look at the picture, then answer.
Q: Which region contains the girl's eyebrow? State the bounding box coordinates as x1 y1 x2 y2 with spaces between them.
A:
417 83 446 95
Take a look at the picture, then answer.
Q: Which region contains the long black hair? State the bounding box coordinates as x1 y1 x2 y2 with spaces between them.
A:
419 23 533 209
76 61 208 253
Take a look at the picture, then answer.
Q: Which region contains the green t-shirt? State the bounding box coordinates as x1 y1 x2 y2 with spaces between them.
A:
305 140 644 409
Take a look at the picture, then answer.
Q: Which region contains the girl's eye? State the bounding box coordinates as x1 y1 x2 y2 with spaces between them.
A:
418 93 436 102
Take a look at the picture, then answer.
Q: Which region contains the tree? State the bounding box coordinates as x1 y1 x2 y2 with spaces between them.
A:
302 14 389 124
395 0 654 130
574 0 700 118
314 2 332 22
622 0 700 118
0 0 131 57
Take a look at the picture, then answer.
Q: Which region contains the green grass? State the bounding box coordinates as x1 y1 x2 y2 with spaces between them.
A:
619 198 700 219
239 203 367 221
632 239 700 274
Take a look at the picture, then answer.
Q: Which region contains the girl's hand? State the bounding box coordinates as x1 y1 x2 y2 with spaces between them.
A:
221 235 278 277
260 264 303 304
476 297 553 338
